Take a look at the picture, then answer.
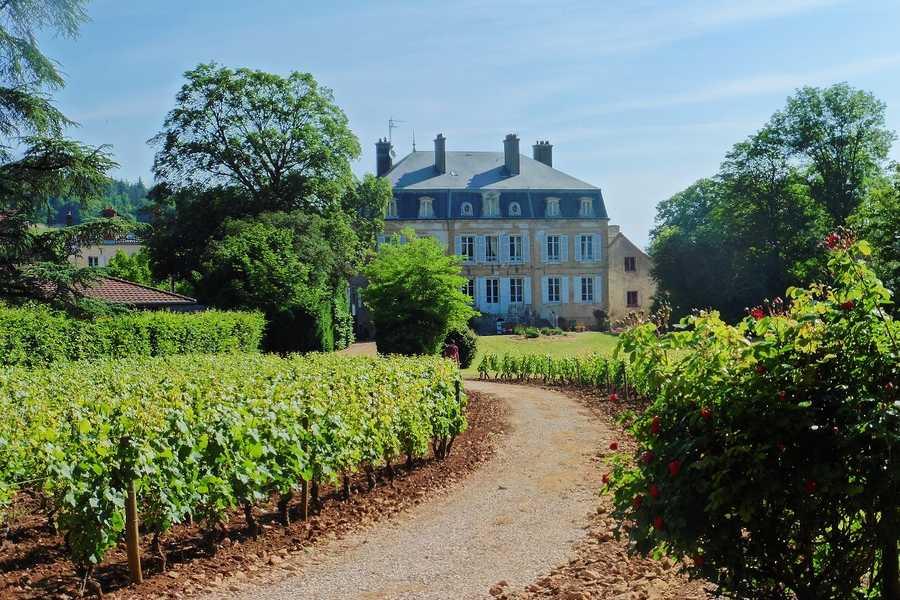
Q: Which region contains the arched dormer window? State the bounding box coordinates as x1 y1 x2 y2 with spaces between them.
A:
545 197 560 217
387 198 398 219
579 197 594 217
418 196 435 219
508 202 522 216
482 191 500 217
460 201 473 217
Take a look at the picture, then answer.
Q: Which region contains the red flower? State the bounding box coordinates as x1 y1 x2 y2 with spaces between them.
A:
641 451 655 465
609 392 619 402
755 364 766 375
824 232 840 249
693 555 705 567
609 441 619 451
886 382 895 392
651 416 661 435
633 494 643 509
668 460 682 477
750 307 765 320
649 483 660 499
700 407 712 420
778 390 787 401
653 516 665 530
602 472 610 484
840 300 855 311
804 479 817 494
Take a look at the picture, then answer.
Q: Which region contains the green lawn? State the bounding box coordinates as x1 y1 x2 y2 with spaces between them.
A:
462 331 619 378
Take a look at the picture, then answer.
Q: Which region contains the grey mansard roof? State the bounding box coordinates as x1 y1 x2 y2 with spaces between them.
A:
387 151 599 191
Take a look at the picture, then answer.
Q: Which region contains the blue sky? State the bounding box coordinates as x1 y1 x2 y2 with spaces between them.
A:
41 0 900 247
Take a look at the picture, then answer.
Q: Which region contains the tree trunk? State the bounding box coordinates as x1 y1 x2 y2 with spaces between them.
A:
243 502 258 537
882 505 900 600
278 491 293 526
310 478 320 509
342 473 351 500
151 531 167 572
300 480 309 520
364 465 376 491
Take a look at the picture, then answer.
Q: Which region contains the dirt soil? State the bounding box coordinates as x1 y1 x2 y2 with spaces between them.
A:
0 391 507 599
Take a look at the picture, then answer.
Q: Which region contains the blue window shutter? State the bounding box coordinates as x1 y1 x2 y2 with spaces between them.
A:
538 231 547 263
560 276 569 304
594 275 603 305
521 231 530 264
476 277 486 310
573 276 582 304
524 276 533 305
574 235 583 262
560 235 569 263
499 233 509 264
476 235 486 263
454 235 462 256
499 277 510 313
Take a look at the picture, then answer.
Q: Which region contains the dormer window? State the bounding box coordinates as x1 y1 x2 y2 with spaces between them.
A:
579 197 594 217
508 202 522 216
483 191 500 217
545 197 560 217
460 201 474 217
418 196 435 219
387 198 398 219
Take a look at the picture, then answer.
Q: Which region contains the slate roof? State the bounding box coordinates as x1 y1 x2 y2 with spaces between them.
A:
387 151 599 191
81 276 198 307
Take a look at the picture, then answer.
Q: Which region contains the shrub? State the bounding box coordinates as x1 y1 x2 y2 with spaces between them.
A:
513 324 527 336
363 231 477 356
524 327 540 338
607 235 899 599
444 326 478 368
593 309 610 332
0 305 264 367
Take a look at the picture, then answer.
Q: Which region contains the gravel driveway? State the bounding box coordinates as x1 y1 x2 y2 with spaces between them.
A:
217 381 607 600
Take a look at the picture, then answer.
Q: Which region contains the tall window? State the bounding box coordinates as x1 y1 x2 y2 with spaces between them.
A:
483 192 500 217
387 198 398 218
463 278 475 299
579 235 594 260
510 278 523 304
624 256 637 272
580 277 594 303
545 197 560 217
461 202 473 216
627 291 639 307
509 234 523 262
485 235 499 262
546 235 561 261
486 278 500 304
547 277 561 303
579 197 593 217
509 202 522 216
418 196 434 219
460 235 475 262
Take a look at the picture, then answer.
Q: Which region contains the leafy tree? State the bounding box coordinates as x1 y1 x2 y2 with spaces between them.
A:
105 249 153 286
150 63 361 213
362 231 477 356
342 173 392 249
772 83 895 223
849 164 900 296
0 2 135 312
611 232 899 599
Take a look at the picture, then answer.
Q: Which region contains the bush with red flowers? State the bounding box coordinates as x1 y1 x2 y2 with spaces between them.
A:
606 235 899 600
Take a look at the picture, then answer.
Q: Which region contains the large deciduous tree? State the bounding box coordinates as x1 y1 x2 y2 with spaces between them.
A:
649 83 895 321
0 0 134 312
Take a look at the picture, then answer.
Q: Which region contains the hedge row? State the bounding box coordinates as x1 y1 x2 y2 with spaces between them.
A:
0 305 265 366
0 353 465 572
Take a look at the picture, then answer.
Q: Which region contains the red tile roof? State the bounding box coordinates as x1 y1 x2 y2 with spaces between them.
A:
82 276 197 307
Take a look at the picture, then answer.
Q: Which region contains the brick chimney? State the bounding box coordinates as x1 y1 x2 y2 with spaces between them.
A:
375 138 392 177
532 140 553 167
434 133 446 174
503 133 520 175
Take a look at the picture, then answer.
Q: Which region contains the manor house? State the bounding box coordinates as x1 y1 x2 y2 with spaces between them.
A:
376 133 654 329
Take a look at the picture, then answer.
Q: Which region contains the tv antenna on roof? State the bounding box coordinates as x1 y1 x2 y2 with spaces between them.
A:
388 117 404 145
412 129 416 152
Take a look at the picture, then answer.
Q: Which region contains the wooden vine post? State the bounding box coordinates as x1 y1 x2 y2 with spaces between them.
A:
455 379 461 407
121 436 143 585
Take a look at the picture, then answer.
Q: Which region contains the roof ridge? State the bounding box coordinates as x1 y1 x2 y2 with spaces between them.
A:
100 276 197 302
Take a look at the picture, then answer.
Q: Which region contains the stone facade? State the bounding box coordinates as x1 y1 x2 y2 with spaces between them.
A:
607 225 656 320
70 234 143 268
367 133 655 332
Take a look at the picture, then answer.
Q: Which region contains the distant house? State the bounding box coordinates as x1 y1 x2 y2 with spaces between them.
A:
70 232 143 268
369 132 656 329
81 276 200 311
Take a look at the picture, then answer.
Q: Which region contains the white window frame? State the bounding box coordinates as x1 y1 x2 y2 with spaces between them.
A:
463 278 475 299
546 235 561 262
547 276 561 303
485 235 499 263
509 277 523 304
486 278 500 304
508 234 523 263
580 234 595 261
579 197 593 217
509 202 522 216
460 235 475 262
88 256 100 267
387 198 398 219
418 196 434 219
461 202 473 217
580 277 594 303
483 192 500 217
545 197 560 217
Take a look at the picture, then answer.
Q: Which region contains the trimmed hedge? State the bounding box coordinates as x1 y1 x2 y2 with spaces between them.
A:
0 305 264 367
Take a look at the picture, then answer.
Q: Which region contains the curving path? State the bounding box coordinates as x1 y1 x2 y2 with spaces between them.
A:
218 381 609 600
